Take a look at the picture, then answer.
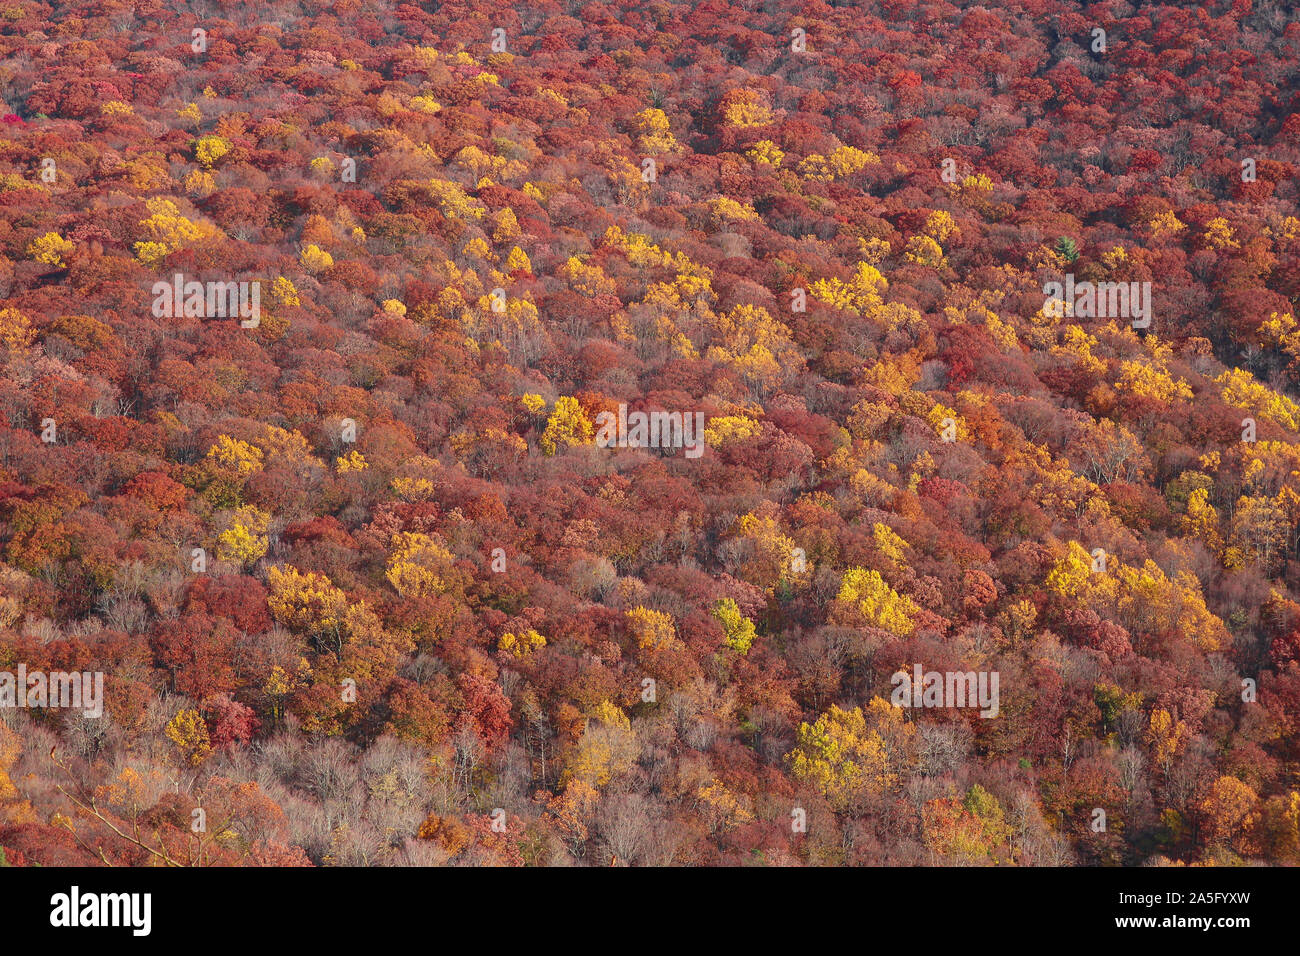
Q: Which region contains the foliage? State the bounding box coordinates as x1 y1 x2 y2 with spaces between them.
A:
1 0 1298 870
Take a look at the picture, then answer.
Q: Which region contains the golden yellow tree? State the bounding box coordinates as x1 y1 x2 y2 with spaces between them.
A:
165 710 212 766
788 702 897 809
872 523 909 568
1199 776 1257 846
300 244 334 273
746 140 784 167
216 506 270 570
540 397 593 455
625 606 678 651
206 435 264 476
564 701 637 788
835 568 917 635
630 107 678 153
1046 541 1094 601
499 628 547 659
720 89 774 127
267 566 348 653
133 198 222 265
29 232 74 267
1181 487 1223 555
711 598 756 654
194 135 231 168
1146 708 1189 775
385 532 457 598
0 308 36 350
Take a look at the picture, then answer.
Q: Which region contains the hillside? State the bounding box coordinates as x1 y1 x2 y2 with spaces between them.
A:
0 0 1299 866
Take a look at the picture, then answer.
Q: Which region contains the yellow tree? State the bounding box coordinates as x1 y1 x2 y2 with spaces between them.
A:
28 232 74 267
133 198 223 264
0 308 36 350
499 628 547 659
385 532 457 598
0 724 36 824
1146 708 1188 775
788 702 897 809
731 511 803 593
194 135 231 168
564 701 637 788
1253 791 1300 862
560 256 616 297
1114 359 1193 403
1216 368 1300 431
193 435 264 508
905 234 947 267
545 780 599 856
300 244 334 273
341 603 414 686
872 523 909 568
704 303 803 394
267 566 348 655
923 210 959 244
1198 776 1258 847
720 89 774 127
834 568 917 635
1226 495 1289 570
206 435 264 476
630 107 678 153
625 606 678 651
1045 541 1094 601
704 415 761 448
336 450 368 474
809 261 887 314
492 208 521 243
711 598 756 654
540 397 593 455
165 710 212 766
503 246 532 273
746 140 784 167
798 146 880 181
216 506 270 571
1181 488 1223 555
697 780 754 836
270 276 300 307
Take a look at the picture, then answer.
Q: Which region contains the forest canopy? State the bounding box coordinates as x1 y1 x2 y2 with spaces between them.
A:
0 0 1298 867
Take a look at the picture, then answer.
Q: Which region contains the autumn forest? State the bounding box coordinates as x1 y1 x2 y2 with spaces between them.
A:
0 0 1299 869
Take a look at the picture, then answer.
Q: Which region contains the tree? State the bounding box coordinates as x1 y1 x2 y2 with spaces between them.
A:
833 568 917 636
216 506 270 570
625 607 678 651
629 107 678 153
922 785 1014 865
788 700 911 810
539 397 594 455
1054 236 1080 262
1146 708 1189 776
28 232 74 266
151 613 239 699
385 532 457 598
165 710 212 766
1198 776 1257 849
267 566 348 655
499 628 546 659
711 598 756 654
564 701 637 788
